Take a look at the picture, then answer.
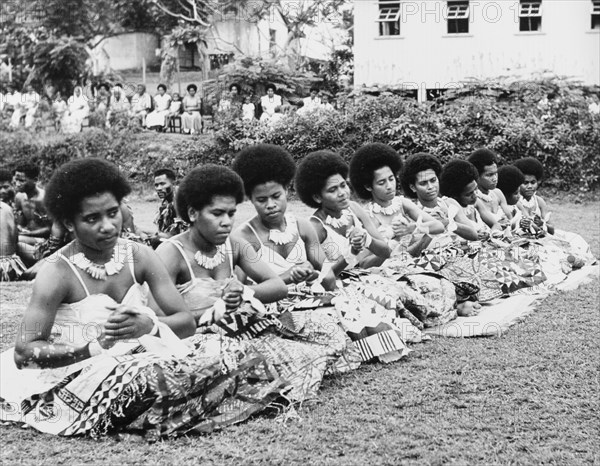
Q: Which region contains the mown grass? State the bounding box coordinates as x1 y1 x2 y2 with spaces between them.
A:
0 199 598 465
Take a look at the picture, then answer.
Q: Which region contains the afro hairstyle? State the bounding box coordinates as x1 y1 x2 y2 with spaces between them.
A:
176 164 244 223
439 159 479 200
295 151 348 208
497 165 525 200
467 148 498 175
45 158 131 222
232 144 296 197
266 83 276 92
400 153 443 199
14 163 40 181
349 143 402 200
513 157 544 181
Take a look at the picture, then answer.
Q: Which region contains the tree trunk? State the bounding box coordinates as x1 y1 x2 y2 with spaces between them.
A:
160 43 179 89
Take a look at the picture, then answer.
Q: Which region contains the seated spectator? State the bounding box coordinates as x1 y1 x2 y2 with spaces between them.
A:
51 91 68 129
93 83 110 112
298 87 321 115
269 105 285 125
217 90 231 112
0 169 15 207
106 84 130 128
2 84 21 116
61 85 90 133
13 164 51 266
146 84 171 131
260 84 282 121
129 84 152 127
147 168 188 248
10 85 40 128
165 92 183 130
181 84 202 134
242 95 255 120
0 201 26 281
320 93 335 111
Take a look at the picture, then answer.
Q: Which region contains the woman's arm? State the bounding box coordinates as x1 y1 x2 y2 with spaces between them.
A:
351 202 391 259
475 199 501 231
137 245 195 338
310 216 348 277
445 198 479 241
403 198 445 234
14 262 89 369
232 236 288 303
536 196 554 234
494 189 513 220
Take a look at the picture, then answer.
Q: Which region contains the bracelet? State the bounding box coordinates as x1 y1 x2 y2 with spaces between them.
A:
148 319 160 336
364 233 373 249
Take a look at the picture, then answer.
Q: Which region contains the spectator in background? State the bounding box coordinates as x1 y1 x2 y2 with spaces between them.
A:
2 84 21 116
148 168 188 248
94 83 111 112
242 95 255 121
165 92 183 131
130 84 152 127
106 83 130 128
62 85 90 133
10 84 39 128
181 84 202 134
320 93 335 111
0 200 26 281
299 87 321 115
260 84 282 121
13 164 51 266
0 169 15 207
146 84 171 131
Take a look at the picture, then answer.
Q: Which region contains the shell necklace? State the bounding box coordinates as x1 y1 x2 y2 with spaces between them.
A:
69 241 126 280
194 244 226 270
369 197 402 216
324 209 352 229
267 215 297 245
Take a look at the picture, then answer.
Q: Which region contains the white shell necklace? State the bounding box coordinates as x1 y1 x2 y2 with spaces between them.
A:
194 244 226 270
69 241 127 280
324 209 352 229
369 197 402 216
267 215 297 245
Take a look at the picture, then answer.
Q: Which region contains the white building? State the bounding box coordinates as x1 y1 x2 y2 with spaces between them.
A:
354 0 600 101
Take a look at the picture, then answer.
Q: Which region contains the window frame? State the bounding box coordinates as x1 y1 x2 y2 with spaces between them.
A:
518 0 542 32
377 1 401 37
447 0 470 34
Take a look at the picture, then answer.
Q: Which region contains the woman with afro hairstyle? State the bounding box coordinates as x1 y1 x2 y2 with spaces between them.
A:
0 158 210 438
400 153 478 243
467 148 513 226
349 143 443 257
232 144 336 290
513 157 554 235
295 150 390 274
440 159 502 240
156 164 288 324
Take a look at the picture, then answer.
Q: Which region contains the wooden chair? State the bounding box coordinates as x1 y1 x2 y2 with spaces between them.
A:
168 115 182 133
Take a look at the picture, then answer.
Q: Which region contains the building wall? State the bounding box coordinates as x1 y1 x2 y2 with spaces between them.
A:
99 33 160 71
354 0 599 100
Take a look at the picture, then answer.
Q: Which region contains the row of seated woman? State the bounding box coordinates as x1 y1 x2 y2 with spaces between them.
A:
0 144 595 440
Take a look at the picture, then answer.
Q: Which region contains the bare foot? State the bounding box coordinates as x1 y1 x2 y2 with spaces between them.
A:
457 301 481 317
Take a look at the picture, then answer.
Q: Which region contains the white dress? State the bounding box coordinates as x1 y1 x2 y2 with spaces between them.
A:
146 93 171 127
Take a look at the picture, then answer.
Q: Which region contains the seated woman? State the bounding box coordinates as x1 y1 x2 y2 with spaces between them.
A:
497 164 525 229
400 152 478 246
232 144 336 290
145 84 171 131
181 84 202 134
61 85 89 134
259 84 282 122
165 92 182 130
295 150 391 274
156 164 359 398
349 143 444 258
440 159 502 241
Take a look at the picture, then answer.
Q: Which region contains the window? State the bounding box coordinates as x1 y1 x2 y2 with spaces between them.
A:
209 53 234 71
377 1 401 36
592 0 600 29
269 29 277 53
519 1 542 32
447 1 469 34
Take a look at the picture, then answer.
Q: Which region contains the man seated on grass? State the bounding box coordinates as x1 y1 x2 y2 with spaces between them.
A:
147 168 188 249
0 201 26 281
467 148 512 227
13 164 51 266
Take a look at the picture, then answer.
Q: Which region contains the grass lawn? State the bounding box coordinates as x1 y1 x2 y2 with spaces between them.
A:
0 198 598 465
